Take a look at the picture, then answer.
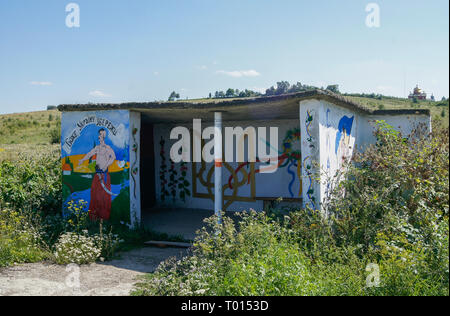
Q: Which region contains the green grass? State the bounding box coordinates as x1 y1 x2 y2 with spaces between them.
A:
133 125 449 296
344 95 449 128
173 94 449 129
0 110 61 145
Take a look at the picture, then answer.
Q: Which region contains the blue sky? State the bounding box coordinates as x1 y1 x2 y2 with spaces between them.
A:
0 0 448 114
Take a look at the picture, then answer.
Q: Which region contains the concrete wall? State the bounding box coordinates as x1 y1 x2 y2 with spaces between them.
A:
299 99 431 211
129 111 141 226
152 119 303 212
318 100 357 206
61 110 134 225
60 100 431 221
299 100 321 209
356 113 431 151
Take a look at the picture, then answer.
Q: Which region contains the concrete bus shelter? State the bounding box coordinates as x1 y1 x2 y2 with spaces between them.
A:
58 90 430 238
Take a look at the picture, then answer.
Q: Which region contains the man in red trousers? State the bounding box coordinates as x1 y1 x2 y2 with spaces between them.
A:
78 129 116 220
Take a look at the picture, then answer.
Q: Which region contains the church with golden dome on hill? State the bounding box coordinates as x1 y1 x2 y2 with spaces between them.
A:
408 85 427 100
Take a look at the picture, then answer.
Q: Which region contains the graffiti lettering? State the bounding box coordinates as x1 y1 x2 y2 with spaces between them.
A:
63 115 119 154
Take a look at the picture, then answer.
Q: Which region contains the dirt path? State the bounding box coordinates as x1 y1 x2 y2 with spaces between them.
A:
0 246 186 296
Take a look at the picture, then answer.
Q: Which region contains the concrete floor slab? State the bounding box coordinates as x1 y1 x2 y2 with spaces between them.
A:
142 208 241 241
142 208 214 241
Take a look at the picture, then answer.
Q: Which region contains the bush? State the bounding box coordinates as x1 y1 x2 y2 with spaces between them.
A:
134 212 321 296
133 122 449 296
0 152 61 267
0 153 61 215
53 232 102 265
0 209 48 267
0 149 180 267
133 212 372 296
49 127 60 144
0 156 123 266
318 121 449 295
325 122 448 241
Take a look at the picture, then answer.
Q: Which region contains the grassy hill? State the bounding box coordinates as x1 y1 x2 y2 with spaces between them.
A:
0 109 61 145
0 109 61 161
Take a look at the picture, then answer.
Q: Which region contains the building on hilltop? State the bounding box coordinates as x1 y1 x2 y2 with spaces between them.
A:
408 85 427 100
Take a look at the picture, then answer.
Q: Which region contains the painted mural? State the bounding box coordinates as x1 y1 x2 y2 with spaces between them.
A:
322 104 356 204
303 109 317 209
189 127 303 211
159 136 191 203
335 115 354 168
192 159 256 211
61 111 131 222
130 126 139 199
154 120 303 211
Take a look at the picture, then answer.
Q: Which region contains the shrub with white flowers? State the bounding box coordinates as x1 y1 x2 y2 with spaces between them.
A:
54 232 101 265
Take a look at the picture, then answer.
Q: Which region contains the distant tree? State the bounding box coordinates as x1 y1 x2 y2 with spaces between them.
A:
209 92 212 98
168 91 180 101
265 86 276 96
412 97 419 104
442 96 447 101
275 81 290 95
441 109 446 118
288 82 303 93
226 88 235 98
286 81 319 94
326 84 340 94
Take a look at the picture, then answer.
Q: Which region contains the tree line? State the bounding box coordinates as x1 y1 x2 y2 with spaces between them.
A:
168 81 341 101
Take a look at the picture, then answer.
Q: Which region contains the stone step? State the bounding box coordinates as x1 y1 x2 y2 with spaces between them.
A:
144 240 192 248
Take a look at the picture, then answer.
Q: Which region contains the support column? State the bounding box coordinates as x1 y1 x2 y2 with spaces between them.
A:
299 100 321 211
129 111 141 227
214 112 223 224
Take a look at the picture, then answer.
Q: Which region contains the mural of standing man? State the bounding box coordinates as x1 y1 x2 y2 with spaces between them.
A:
78 128 117 220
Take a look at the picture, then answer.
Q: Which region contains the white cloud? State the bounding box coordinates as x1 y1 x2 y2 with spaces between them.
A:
375 85 394 93
250 87 267 94
197 65 207 70
89 90 111 97
153 71 159 76
216 70 261 78
30 81 52 86
109 123 128 149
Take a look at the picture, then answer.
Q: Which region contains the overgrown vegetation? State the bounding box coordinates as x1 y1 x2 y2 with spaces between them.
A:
133 123 449 296
0 209 47 267
0 150 184 267
0 110 61 145
0 104 448 295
